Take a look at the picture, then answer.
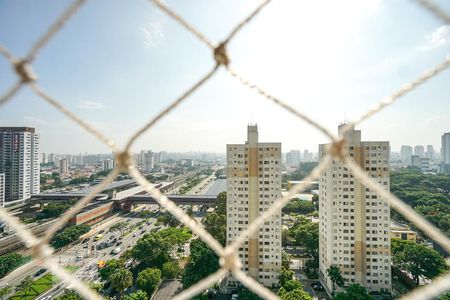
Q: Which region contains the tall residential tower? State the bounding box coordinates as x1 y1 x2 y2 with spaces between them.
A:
0 127 40 205
225 124 282 289
319 124 391 295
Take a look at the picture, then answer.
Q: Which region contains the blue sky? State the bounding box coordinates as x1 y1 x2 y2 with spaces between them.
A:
1 0 449 154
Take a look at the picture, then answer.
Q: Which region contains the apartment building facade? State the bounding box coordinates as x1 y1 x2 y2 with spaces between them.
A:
319 124 391 295
0 127 40 205
225 125 282 289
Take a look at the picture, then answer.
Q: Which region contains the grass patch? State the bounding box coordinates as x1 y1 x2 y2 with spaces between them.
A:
64 265 79 274
10 274 60 300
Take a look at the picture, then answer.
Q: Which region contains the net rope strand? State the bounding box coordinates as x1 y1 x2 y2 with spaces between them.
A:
414 0 450 24
0 0 449 299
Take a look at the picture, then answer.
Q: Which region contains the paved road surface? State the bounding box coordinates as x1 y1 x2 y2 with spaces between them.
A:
204 178 226 196
153 280 182 300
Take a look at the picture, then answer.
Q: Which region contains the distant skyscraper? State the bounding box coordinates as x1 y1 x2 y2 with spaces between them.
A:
442 133 450 164
41 153 47 164
319 124 391 295
425 145 435 160
102 159 114 171
59 158 68 173
286 150 301 166
0 174 4 207
225 125 282 289
0 127 40 204
400 145 413 166
440 133 450 174
414 145 425 158
143 151 154 173
303 149 313 162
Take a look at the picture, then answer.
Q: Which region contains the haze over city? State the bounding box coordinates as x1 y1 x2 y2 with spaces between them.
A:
1 0 450 153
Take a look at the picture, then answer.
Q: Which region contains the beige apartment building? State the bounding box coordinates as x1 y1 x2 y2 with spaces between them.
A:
225 124 282 289
319 124 391 295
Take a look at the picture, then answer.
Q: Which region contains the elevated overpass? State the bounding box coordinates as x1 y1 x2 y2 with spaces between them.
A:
117 193 217 212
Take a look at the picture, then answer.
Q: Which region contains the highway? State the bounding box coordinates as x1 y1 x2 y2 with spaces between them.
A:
1 167 224 299
37 208 164 299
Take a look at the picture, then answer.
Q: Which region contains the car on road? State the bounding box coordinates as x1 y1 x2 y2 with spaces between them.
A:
96 242 107 250
311 282 324 291
76 255 83 262
34 268 46 277
116 241 122 246
231 294 238 300
111 247 122 255
94 234 103 241
99 230 105 234
83 244 89 248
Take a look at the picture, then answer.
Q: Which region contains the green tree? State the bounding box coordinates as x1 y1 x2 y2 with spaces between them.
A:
283 199 316 215
52 224 91 248
55 290 83 300
109 221 128 237
279 267 294 286
0 253 26 278
110 268 133 298
215 192 227 215
278 287 313 300
16 275 33 296
327 265 344 294
136 268 161 296
182 239 219 288
162 261 181 279
202 212 226 246
99 259 123 281
238 288 262 300
159 227 192 245
281 252 291 269
0 286 11 300
124 290 148 300
38 203 71 219
283 279 303 292
89 281 102 292
333 284 375 300
294 221 319 259
132 232 172 269
392 239 446 285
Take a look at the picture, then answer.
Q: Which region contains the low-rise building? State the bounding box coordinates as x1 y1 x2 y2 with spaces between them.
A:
390 221 417 242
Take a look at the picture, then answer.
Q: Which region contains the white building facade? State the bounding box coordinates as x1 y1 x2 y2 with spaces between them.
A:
0 127 40 205
225 125 282 289
143 151 154 173
0 174 5 207
319 124 391 295
400 145 412 166
60 158 68 173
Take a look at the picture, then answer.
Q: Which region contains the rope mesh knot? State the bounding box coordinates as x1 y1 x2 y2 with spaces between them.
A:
220 249 242 272
329 138 347 161
114 150 133 172
13 59 37 83
31 240 54 261
214 42 230 66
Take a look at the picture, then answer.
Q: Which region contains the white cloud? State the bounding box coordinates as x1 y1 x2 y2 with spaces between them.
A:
418 25 450 51
140 8 167 48
78 100 105 110
141 19 165 48
23 116 47 126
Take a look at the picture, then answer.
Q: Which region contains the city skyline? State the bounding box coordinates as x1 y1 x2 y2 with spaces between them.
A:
1 0 450 153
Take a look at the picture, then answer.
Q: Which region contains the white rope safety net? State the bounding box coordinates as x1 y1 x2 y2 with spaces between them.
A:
0 0 450 299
